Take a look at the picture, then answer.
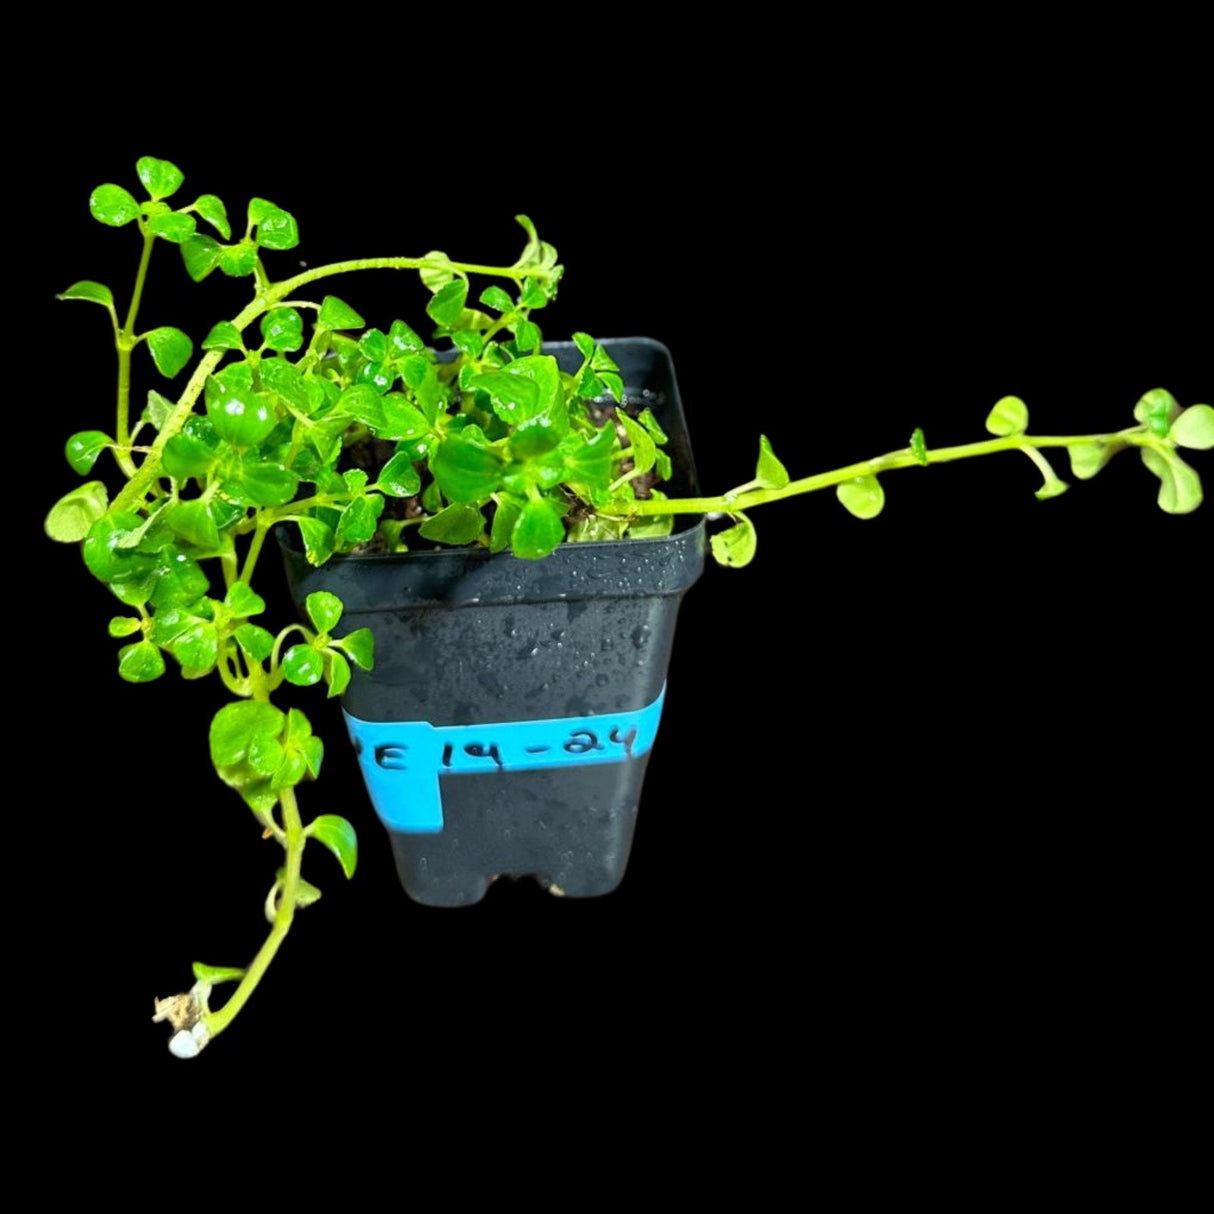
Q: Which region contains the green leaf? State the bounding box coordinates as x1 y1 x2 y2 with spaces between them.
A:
426 278 468 328
136 156 184 200
638 409 668 444
335 496 382 547
1034 468 1070 500
58 280 114 308
1134 388 1180 438
191 961 245 985
158 614 219 675
165 498 220 549
108 616 141 637
218 240 260 277
599 371 624 403
181 234 221 281
309 815 358 879
985 396 1029 437
283 644 325 687
224 582 266 618
515 319 541 353
388 319 425 355
480 286 514 313
65 430 113 475
418 251 453 292
612 411 652 476
1140 446 1203 514
249 198 299 250
145 327 193 379
144 390 175 432
297 517 336 566
235 623 274 662
193 194 230 239
1069 441 1115 480
755 434 790 489
419 502 485 546
149 547 209 609
226 459 299 508
326 650 351 698
45 481 108 542
118 640 165 682
147 211 196 243
90 183 140 226
81 511 154 587
376 398 430 444
490 495 522 553
1170 404 1214 450
837 475 885 520
710 515 757 568
377 452 422 497
910 427 929 466
431 434 502 503
210 701 286 769
306 590 343 635
205 375 276 446
289 872 324 908
260 308 304 353
336 627 374 670
318 295 365 330
560 425 615 492
512 498 565 559
202 321 244 352
163 432 218 480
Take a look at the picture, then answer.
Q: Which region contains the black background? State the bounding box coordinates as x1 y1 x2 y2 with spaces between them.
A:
18 39 1208 1148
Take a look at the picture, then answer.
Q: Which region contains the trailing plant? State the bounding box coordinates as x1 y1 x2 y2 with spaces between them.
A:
46 157 1212 1058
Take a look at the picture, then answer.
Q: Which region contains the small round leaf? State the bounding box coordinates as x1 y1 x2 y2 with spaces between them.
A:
306 591 343 635
283 644 326 687
985 396 1029 437
309 815 358 879
90 183 140 227
837 475 885 520
710 515 758 568
145 327 194 379
193 194 231 240
45 481 109 542
58 280 114 308
65 431 113 475
136 156 184 200
318 296 365 330
1169 404 1214 451
118 641 166 683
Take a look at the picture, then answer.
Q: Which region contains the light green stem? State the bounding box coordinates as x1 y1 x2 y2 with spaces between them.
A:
203 785 305 1040
629 431 1134 516
112 227 157 478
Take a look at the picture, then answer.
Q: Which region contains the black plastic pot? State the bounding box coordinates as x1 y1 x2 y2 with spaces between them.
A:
281 338 705 906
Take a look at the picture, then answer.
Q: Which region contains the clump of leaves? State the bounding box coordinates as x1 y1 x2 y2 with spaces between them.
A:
47 157 1210 1056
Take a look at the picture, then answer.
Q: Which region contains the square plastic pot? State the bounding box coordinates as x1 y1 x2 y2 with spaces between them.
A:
280 338 705 906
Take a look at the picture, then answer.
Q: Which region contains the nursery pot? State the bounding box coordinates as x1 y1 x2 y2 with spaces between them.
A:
280 338 705 906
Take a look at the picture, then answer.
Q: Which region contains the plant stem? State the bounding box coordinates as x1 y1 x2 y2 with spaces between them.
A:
203 785 305 1040
274 256 555 299
629 431 1135 516
112 228 157 478
240 517 272 586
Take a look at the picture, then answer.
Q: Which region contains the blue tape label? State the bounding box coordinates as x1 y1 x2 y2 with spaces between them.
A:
345 684 666 833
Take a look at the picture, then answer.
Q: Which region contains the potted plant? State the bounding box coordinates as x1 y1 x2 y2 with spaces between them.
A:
43 156 1211 1059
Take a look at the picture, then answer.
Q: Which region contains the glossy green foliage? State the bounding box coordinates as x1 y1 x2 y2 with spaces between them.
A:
53 156 1209 1058
308 815 358 879
837 475 885 520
